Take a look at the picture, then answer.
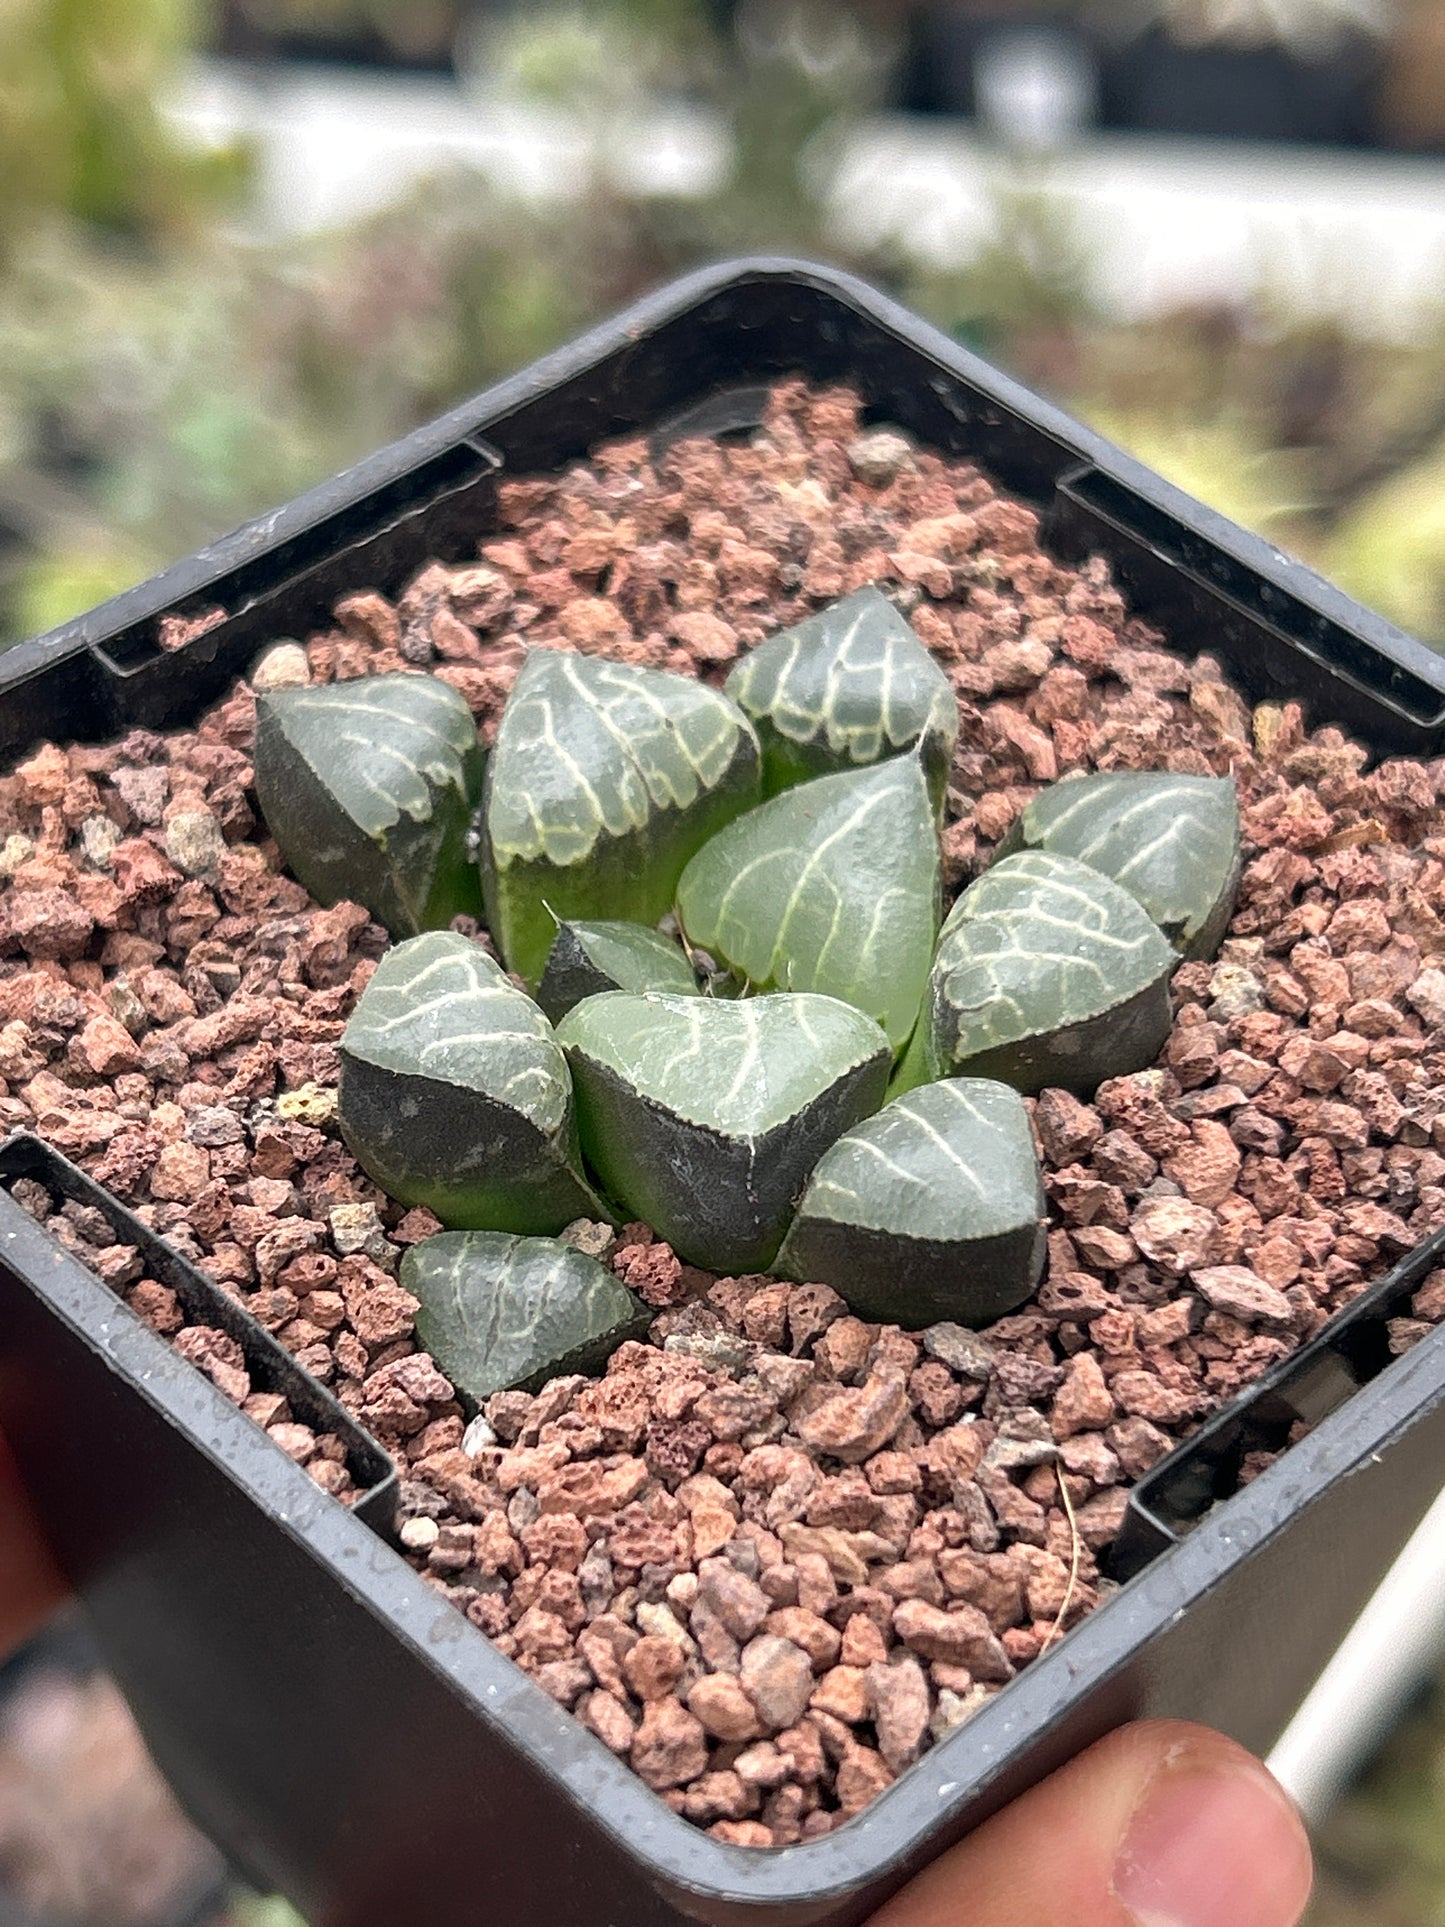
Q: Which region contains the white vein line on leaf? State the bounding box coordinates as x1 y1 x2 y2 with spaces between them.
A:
799 874 848 988
365 954 491 1002
771 781 899 958
793 1002 823 1055
363 985 521 1034
538 698 612 831
416 1027 549 1057
603 662 718 779
659 1004 708 1083
840 1135 927 1190
295 692 459 739
875 630 899 747
723 1011 763 1107
1111 823 1194 885
889 1099 990 1202
1053 787 1179 854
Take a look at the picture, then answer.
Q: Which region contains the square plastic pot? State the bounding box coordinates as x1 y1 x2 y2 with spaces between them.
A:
4 258 1445 1927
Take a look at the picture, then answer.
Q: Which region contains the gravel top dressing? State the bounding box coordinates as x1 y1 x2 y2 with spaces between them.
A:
6 379 1445 1847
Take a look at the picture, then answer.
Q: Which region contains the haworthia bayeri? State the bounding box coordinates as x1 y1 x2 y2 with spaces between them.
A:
472 648 761 984
910 850 1177 1096
557 991 892 1273
405 1231 648 1404
775 1078 1046 1327
725 586 958 807
675 756 941 1052
253 672 483 938
338 931 606 1233
998 771 1241 959
782 1079 1055 1333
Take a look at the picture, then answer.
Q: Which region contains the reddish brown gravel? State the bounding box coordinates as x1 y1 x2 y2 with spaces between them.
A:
5 378 1445 1843
8 1177 363 1504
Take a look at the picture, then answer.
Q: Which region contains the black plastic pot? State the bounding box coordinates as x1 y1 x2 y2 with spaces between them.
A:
4 259 1445 1927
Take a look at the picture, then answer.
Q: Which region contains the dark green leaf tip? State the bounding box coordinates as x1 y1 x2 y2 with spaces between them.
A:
536 919 701 1025
253 671 483 938
405 1230 648 1404
725 586 958 805
675 756 941 1051
1001 771 1241 959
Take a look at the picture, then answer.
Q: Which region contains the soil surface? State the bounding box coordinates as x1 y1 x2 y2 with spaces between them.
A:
6 379 1445 1844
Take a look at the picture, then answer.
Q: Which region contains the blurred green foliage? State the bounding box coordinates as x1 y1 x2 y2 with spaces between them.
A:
5 0 1445 659
0 0 246 246
1071 302 1445 643
0 0 908 643
1308 1673 1445 1925
227 1897 308 1927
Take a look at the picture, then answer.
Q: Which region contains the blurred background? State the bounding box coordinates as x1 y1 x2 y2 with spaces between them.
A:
8 0 1445 1920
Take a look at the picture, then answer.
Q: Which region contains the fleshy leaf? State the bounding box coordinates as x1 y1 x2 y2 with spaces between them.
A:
537 920 700 1026
776 1079 1045 1326
725 587 959 806
405 1231 648 1404
338 931 606 1232
998 772 1241 959
675 757 941 1052
914 850 1177 1096
253 673 483 938
557 991 892 1273
473 648 761 984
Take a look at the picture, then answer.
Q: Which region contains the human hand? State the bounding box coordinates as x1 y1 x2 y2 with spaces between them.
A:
0 1426 65 1659
868 1717 1312 1927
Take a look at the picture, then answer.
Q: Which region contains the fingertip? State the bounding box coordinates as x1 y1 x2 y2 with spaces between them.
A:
1112 1721 1313 1927
866 1720 1312 1927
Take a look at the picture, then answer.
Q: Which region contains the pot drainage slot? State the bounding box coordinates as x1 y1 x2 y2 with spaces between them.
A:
0 1132 397 1536
1044 463 1445 741
89 436 503 732
1113 1221 1445 1580
647 384 774 458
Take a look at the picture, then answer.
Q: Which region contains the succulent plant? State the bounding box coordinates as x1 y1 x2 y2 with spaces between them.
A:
536 918 701 1026
338 931 607 1233
471 648 761 984
556 991 893 1273
405 1231 649 1403
775 1078 1046 1326
675 754 941 1052
997 771 1242 959
287 591 1239 1370
253 673 484 938
903 850 1177 1097
724 586 958 808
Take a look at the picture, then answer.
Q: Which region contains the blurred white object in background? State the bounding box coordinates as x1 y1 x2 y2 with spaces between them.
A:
170 59 728 232
1101 0 1392 57
826 119 1445 339
972 26 1098 153
1270 1480 1445 1822
169 56 1445 341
